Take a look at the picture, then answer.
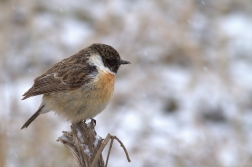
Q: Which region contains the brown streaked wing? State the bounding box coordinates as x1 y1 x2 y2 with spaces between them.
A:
22 63 97 100
22 46 98 100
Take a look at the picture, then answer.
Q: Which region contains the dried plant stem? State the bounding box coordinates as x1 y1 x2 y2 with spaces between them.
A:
105 137 114 167
57 120 131 167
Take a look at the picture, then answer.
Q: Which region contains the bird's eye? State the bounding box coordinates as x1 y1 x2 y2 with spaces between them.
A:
105 58 120 73
106 59 117 66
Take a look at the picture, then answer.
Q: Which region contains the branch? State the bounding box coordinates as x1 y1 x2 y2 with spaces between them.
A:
57 120 131 167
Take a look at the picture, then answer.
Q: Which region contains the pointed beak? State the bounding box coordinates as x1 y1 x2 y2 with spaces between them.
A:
120 60 130 65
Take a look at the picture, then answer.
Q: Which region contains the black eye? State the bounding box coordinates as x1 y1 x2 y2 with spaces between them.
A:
105 58 120 73
106 59 117 66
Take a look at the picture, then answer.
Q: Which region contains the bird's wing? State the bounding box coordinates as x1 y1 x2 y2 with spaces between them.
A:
22 61 97 100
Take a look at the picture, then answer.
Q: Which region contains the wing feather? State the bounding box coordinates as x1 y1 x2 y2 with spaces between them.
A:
22 48 98 100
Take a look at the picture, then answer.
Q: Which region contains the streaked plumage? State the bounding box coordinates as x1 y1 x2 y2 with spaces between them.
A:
21 43 130 129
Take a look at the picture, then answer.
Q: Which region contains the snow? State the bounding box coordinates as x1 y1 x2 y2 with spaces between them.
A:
94 135 102 148
218 13 252 55
2 1 252 167
60 135 67 141
76 128 84 143
60 19 92 47
81 144 91 157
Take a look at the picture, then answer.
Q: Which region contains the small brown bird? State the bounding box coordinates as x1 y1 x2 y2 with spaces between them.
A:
21 43 130 129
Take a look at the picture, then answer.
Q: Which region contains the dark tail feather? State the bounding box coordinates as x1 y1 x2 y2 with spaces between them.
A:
21 104 44 129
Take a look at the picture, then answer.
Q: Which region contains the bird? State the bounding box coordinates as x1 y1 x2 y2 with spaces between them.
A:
21 43 130 129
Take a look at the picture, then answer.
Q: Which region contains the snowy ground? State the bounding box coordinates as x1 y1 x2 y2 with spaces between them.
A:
1 0 252 167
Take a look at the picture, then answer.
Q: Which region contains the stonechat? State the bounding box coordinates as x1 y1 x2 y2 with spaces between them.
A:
21 43 130 129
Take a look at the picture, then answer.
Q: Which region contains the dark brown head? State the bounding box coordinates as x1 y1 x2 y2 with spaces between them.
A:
90 43 130 73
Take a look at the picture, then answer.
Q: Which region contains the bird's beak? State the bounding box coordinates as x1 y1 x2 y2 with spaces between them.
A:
120 60 130 65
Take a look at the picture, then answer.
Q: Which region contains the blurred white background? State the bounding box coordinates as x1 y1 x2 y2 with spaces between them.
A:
0 0 252 167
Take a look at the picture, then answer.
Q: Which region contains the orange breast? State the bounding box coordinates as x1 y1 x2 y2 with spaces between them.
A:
95 70 115 101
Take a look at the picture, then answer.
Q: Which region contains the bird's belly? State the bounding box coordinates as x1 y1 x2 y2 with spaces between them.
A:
44 71 115 122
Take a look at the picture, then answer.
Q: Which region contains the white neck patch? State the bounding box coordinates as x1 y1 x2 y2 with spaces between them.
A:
88 54 115 75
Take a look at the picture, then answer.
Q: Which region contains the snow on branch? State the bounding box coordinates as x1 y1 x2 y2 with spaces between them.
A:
57 120 131 167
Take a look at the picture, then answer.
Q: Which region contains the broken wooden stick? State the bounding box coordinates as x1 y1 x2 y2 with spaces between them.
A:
57 120 131 167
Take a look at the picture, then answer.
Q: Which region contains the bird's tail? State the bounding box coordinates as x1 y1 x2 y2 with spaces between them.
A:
21 104 45 129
